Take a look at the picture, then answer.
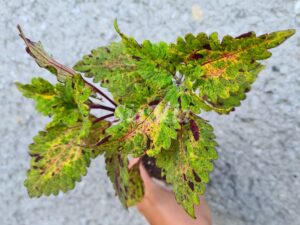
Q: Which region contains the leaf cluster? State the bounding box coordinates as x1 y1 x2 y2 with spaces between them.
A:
16 22 294 217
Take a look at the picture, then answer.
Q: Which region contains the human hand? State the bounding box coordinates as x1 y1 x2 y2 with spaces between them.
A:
130 159 212 225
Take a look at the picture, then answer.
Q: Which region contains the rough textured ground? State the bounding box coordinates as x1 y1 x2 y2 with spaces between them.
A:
1 0 299 225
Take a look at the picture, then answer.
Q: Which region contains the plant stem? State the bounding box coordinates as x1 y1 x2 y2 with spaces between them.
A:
93 113 114 124
82 78 117 107
89 104 115 112
96 135 111 146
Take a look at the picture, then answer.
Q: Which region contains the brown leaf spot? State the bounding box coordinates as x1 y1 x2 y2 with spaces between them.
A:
117 154 124 167
236 31 254 39
149 99 160 106
114 171 121 193
203 44 211 50
29 153 40 157
188 52 204 60
193 170 201 182
104 47 111 53
132 55 141 61
188 181 195 191
34 155 43 162
146 137 151 148
189 119 200 141
134 113 140 121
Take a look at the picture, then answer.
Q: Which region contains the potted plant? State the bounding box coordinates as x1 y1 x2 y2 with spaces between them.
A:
16 20 294 218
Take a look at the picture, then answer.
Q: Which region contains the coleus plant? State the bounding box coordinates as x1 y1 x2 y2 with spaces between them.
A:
16 20 294 218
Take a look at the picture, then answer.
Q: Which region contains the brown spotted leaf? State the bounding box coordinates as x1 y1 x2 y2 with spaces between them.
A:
155 113 218 218
106 101 180 157
105 150 144 208
24 120 110 197
170 29 295 113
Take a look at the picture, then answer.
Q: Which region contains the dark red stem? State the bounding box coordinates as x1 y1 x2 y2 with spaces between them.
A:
83 79 117 107
93 113 114 124
89 104 115 112
96 135 111 146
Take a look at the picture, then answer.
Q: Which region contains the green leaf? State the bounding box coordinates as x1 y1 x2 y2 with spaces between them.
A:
128 40 174 88
105 150 144 208
24 120 110 197
156 113 218 217
108 101 180 157
16 75 92 132
170 29 295 113
115 21 175 88
73 42 161 110
16 77 56 114
73 29 176 110
179 90 213 114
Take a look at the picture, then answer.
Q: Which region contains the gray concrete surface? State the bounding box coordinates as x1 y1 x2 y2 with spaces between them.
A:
1 0 299 225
